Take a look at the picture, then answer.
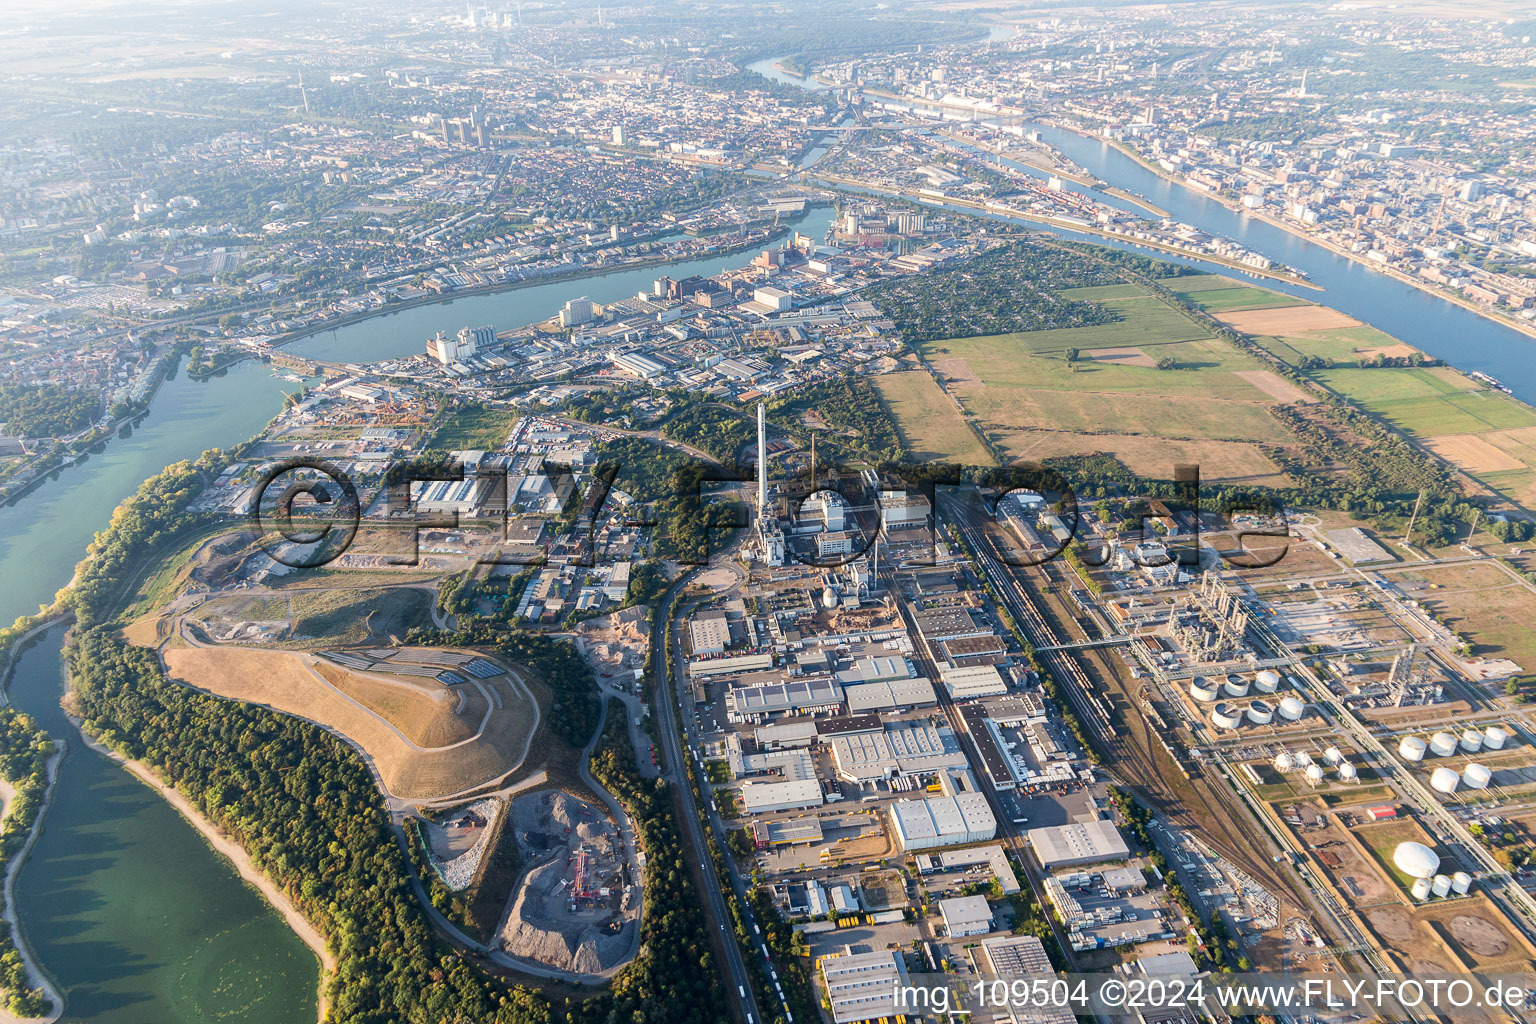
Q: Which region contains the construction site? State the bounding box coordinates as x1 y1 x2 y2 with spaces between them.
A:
494 790 640 977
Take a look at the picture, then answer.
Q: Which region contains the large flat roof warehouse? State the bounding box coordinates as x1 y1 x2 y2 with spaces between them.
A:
978 936 1076 1024
1027 819 1131 868
842 677 938 714
819 947 911 1024
688 610 730 654
1326 527 1392 564
890 791 997 850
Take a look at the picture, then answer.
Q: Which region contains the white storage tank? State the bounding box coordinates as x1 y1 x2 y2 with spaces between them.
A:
1305 764 1325 786
1255 669 1282 693
1223 674 1251 698
1463 763 1492 789
1430 732 1459 757
1430 766 1460 794
1394 842 1440 879
1399 735 1428 761
1211 702 1243 730
1324 746 1344 765
1247 700 1275 725
1278 696 1306 722
1339 762 1358 781
1452 872 1472 895
1190 677 1221 702
1293 750 1313 767
1273 752 1294 772
1484 726 1510 750
1460 729 1483 754
1411 877 1433 901
1432 874 1453 897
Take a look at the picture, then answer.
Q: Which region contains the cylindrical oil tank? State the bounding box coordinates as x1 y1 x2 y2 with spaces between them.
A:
1339 762 1358 781
1460 729 1483 754
1256 669 1281 693
1224 674 1251 698
1484 726 1509 750
1293 750 1313 767
1452 872 1473 895
1432 874 1453 897
1247 700 1275 725
1324 746 1344 765
1399 735 1428 761
1430 732 1459 757
1463 763 1492 789
1273 752 1294 772
1211 702 1243 730
1305 764 1324 785
1411 877 1433 900
1278 696 1306 721
1430 766 1460 794
1190 677 1221 702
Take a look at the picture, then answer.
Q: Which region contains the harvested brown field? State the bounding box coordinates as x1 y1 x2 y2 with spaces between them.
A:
1421 433 1526 473
933 356 981 386
993 428 1289 487
165 646 538 800
1232 369 1315 404
1083 346 1155 368
1216 305 1362 335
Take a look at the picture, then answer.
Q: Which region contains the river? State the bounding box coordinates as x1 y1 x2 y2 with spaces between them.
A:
289 206 836 364
759 51 1536 407
0 212 844 1021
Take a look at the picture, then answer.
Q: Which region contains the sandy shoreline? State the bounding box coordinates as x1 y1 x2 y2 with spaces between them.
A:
0 748 65 1024
65 715 335 1023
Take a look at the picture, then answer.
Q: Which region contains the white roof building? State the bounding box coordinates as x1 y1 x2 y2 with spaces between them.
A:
890 792 997 851
1027 819 1131 868
819 947 910 1024
940 894 994 937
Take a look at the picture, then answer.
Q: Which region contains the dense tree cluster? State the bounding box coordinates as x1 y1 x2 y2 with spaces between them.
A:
0 384 99 438
771 378 903 462
865 240 1128 343
0 708 55 1017
69 630 557 1023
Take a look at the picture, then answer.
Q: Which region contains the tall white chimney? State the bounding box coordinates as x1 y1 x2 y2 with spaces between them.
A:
756 402 767 511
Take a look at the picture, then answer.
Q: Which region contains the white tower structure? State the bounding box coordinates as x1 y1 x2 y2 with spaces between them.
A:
757 402 767 511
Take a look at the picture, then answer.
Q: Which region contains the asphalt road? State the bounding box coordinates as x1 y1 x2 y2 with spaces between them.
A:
650 569 770 1024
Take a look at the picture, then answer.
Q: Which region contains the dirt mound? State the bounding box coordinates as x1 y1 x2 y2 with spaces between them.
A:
1367 906 1415 944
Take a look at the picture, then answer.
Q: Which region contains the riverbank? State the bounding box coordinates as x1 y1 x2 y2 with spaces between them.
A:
1054 120 1536 344
0 745 64 1024
267 209 826 358
65 713 335 1023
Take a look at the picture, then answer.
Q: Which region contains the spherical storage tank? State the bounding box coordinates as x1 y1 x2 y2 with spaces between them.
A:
1430 766 1460 794
1463 763 1492 790
1432 874 1453 897
1452 871 1473 895
1278 696 1306 722
1460 729 1483 754
1305 764 1325 785
1411 877 1433 901
1399 735 1428 761
1247 700 1275 725
1430 731 1459 757
1190 677 1221 703
1211 702 1243 730
1293 750 1313 767
1273 752 1294 772
1394 841 1441 879
1484 726 1510 750
1324 746 1344 765
1339 762 1359 781
1223 674 1251 698
1256 670 1282 693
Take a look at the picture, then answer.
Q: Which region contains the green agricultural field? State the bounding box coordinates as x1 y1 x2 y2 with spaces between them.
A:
1163 273 1307 312
921 291 1205 358
1059 282 1145 301
433 401 518 450
1314 366 1472 405
962 386 1289 443
1257 325 1423 366
871 370 993 464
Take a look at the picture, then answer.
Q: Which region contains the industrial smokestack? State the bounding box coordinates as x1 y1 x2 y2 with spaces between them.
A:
757 402 767 511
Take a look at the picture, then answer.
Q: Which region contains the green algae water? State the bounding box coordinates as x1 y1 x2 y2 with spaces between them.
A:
1 360 317 1023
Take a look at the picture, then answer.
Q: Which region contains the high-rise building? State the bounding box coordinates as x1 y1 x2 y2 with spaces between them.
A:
612 125 626 146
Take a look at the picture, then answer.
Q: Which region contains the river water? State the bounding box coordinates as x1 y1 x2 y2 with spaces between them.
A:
0 212 842 1021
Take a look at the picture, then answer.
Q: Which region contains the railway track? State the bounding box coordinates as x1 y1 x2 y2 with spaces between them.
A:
946 508 1324 932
